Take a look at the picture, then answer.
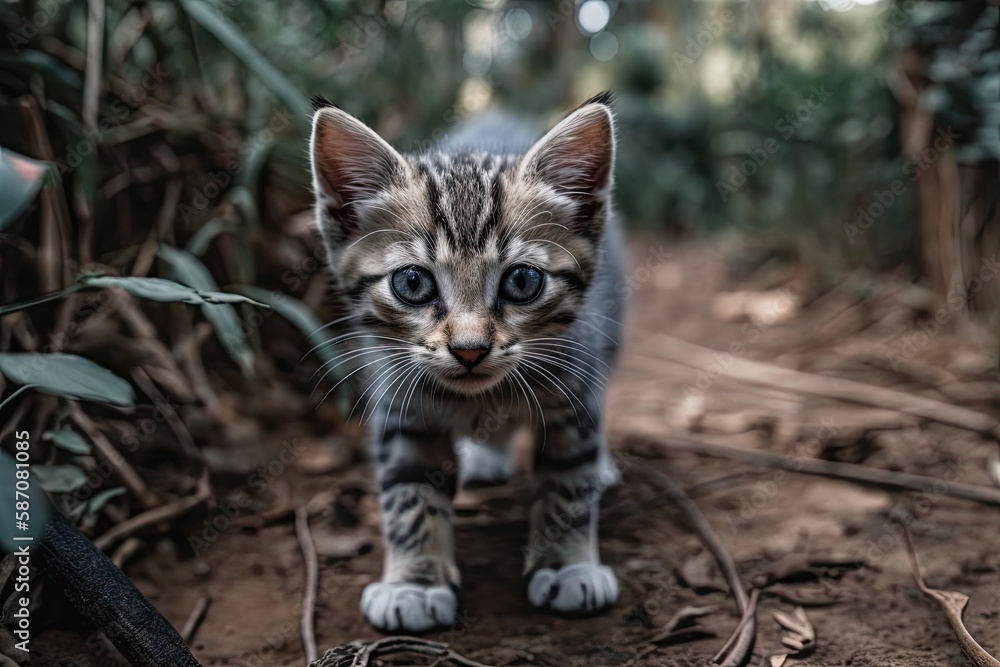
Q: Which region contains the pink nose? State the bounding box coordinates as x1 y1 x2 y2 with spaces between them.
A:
450 346 489 370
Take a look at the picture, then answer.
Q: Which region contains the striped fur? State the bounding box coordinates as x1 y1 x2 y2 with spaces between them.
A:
310 93 626 632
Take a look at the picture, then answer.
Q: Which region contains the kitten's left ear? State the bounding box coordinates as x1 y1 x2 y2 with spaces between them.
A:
521 93 616 209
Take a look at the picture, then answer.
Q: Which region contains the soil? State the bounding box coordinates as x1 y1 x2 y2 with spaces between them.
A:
35 238 1000 666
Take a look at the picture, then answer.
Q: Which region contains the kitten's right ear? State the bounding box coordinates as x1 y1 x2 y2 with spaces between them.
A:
310 107 408 237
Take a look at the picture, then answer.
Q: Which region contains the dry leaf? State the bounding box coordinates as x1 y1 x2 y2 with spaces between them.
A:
903 527 1000 667
775 606 816 653
768 605 815 666
650 605 717 646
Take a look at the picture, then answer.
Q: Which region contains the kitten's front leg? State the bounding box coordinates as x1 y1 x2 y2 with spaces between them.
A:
524 416 618 614
361 425 460 632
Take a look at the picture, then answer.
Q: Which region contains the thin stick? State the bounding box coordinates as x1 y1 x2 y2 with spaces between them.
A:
634 334 1000 437
625 429 1000 507
71 404 160 509
641 468 754 665
93 473 211 551
111 537 143 569
296 507 319 665
180 596 212 645
131 367 202 463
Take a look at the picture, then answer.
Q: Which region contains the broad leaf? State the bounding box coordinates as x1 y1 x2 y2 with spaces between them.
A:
231 285 340 367
78 275 268 307
0 353 135 407
177 0 310 128
44 428 92 455
33 465 89 493
157 246 256 378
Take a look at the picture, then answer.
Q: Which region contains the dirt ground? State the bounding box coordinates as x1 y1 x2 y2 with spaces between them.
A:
36 239 1000 666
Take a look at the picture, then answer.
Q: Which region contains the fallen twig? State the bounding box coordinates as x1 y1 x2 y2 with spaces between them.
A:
714 589 759 667
132 367 202 463
71 404 160 509
625 430 1000 507
93 472 211 551
308 637 492 667
110 537 143 569
180 596 212 645
296 507 319 665
901 525 1000 667
644 468 756 666
634 334 1000 437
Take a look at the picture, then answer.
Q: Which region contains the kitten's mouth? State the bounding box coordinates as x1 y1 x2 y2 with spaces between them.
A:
439 369 503 394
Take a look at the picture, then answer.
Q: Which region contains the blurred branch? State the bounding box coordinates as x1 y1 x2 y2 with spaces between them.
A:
635 334 1000 437
71 404 161 510
82 0 106 135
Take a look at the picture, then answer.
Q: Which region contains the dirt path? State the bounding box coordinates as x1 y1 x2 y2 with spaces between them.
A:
37 240 1000 666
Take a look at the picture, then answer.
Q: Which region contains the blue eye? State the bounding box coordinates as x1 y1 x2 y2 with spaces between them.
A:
500 265 543 303
391 266 437 305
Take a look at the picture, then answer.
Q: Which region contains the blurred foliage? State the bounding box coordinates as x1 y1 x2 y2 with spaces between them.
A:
0 0 993 538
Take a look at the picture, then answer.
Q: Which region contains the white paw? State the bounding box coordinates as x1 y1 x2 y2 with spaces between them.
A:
360 582 456 632
527 563 618 613
457 438 513 488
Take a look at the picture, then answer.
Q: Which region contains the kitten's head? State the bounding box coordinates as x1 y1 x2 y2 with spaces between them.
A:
310 94 615 396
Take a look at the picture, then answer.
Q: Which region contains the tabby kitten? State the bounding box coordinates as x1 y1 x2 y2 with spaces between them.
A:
309 93 626 632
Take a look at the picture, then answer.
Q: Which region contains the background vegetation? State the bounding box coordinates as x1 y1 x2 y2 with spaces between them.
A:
0 0 997 658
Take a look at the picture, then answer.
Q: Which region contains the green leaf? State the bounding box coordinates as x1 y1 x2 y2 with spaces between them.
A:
0 51 83 100
0 353 135 407
157 245 256 378
86 487 126 517
186 218 240 256
176 0 310 129
230 285 341 364
77 275 269 307
0 148 49 231
33 465 89 493
44 428 92 455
